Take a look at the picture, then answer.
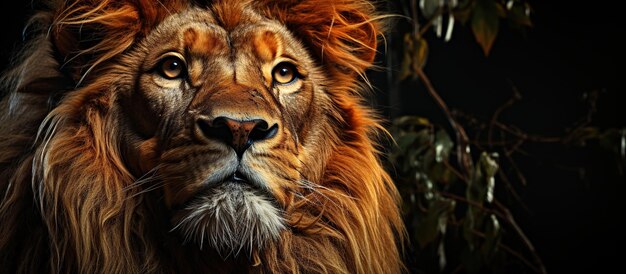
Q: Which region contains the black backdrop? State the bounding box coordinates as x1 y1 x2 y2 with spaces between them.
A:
373 1 625 273
1 1 624 273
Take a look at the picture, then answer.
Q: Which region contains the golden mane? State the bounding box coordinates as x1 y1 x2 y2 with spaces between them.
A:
0 1 405 273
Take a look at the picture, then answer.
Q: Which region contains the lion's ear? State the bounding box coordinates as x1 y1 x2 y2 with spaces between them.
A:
50 0 183 82
258 0 383 77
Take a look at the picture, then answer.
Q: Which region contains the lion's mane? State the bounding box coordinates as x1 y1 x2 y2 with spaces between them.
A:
0 1 405 273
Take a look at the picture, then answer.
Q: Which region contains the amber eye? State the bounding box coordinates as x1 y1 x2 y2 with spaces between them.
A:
272 62 298 85
159 56 186 79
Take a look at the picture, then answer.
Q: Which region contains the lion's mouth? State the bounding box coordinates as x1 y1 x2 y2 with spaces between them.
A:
169 170 284 255
228 170 264 192
171 169 273 210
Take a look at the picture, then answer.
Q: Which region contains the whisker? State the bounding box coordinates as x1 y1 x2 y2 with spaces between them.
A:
122 164 169 200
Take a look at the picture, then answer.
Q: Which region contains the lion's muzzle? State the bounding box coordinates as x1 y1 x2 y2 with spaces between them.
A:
195 116 278 158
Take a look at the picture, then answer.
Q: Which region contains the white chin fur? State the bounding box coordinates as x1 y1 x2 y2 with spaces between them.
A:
171 183 284 257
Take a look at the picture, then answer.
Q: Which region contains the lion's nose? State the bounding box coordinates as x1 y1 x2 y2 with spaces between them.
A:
196 116 278 157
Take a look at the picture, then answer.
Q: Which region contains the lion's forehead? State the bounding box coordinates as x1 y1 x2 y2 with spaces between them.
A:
142 7 292 88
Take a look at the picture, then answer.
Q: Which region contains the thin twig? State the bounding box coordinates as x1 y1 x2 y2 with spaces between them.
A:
442 160 469 183
497 169 531 213
469 229 543 273
498 243 543 273
495 121 561 143
494 201 547 274
409 0 420 37
438 192 502 219
488 87 521 147
502 150 527 186
455 111 563 144
563 89 600 144
415 68 474 177
438 191 546 273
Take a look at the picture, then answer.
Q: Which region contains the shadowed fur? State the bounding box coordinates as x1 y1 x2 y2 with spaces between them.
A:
0 0 405 273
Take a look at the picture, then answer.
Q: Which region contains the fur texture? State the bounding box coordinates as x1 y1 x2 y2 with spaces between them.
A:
0 0 405 273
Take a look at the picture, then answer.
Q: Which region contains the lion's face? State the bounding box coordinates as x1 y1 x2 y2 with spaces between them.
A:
1 1 405 272
117 7 328 254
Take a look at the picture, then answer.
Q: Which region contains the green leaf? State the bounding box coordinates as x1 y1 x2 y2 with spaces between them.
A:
566 127 600 146
597 128 626 175
495 2 507 18
437 235 447 271
464 152 499 250
593 128 626 156
422 143 436 172
396 132 420 152
434 129 454 163
508 2 533 27
415 197 456 248
398 34 414 81
420 0 441 19
461 245 484 274
421 174 436 199
480 152 498 203
463 208 485 250
441 167 457 185
393 115 431 128
412 37 429 74
481 214 502 262
471 0 500 55
467 152 499 204
453 7 472 24
617 129 626 173
619 129 626 160
456 0 473 9
398 34 429 81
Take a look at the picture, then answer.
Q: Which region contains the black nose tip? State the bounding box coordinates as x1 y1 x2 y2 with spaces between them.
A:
196 116 278 157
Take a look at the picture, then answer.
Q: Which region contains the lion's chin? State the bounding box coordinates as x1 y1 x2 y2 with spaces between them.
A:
170 182 284 256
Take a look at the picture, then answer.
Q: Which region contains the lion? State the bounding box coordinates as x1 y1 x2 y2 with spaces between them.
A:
0 0 405 273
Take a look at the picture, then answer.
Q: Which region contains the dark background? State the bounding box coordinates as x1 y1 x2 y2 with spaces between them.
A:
372 1 625 273
1 1 624 273
375 1 626 273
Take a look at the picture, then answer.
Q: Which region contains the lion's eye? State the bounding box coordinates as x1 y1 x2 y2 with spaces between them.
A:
272 62 298 85
159 56 186 79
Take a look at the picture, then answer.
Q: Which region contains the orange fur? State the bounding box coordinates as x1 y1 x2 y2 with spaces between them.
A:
0 1 405 273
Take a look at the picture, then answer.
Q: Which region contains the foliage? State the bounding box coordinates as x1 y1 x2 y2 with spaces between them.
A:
390 110 626 274
398 0 532 81
390 117 535 273
387 1 626 273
